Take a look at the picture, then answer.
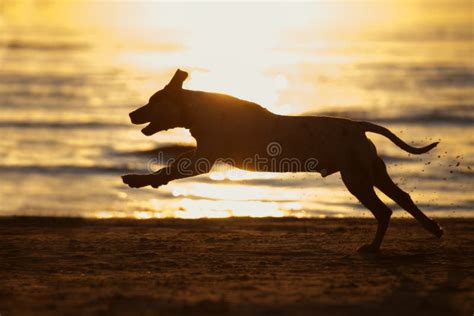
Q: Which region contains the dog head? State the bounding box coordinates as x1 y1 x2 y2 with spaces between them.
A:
129 69 190 136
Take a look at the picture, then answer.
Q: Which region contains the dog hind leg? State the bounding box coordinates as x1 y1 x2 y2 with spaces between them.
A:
341 169 392 253
373 157 443 238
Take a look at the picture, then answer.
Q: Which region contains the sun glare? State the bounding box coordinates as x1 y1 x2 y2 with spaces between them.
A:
3 0 471 221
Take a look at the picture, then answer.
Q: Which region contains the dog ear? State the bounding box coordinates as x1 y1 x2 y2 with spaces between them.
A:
166 69 188 90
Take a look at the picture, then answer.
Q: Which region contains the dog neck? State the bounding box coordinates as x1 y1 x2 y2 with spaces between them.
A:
178 90 204 138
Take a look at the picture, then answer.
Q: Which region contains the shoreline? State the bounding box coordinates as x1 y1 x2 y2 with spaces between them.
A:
0 217 472 315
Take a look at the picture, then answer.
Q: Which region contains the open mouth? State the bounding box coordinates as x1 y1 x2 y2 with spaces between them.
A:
141 122 159 136
129 109 159 136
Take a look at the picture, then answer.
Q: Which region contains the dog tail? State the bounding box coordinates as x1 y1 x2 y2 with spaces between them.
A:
359 121 439 154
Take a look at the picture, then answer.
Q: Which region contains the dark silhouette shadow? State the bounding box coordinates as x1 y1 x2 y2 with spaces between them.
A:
122 69 443 252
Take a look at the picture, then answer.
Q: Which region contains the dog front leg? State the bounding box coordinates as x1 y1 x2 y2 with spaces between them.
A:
122 173 157 188
147 154 215 188
122 151 214 189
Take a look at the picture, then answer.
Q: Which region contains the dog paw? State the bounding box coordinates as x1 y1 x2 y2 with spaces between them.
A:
122 174 152 188
150 178 169 189
357 244 380 254
431 221 444 238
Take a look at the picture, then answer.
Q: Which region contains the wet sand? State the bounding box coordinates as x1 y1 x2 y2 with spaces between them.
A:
0 217 472 315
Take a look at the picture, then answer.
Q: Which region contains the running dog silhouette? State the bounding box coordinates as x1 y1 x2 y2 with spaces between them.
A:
122 69 443 252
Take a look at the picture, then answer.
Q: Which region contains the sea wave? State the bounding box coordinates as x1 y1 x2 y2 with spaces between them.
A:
311 105 474 125
0 121 128 129
1 40 89 51
0 165 132 175
112 145 196 158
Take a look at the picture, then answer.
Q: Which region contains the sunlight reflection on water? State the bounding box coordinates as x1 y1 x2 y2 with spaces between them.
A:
0 1 472 218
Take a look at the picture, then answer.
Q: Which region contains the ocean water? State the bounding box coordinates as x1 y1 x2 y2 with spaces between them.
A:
0 1 472 218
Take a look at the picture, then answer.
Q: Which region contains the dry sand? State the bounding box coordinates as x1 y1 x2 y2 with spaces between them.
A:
0 217 472 315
